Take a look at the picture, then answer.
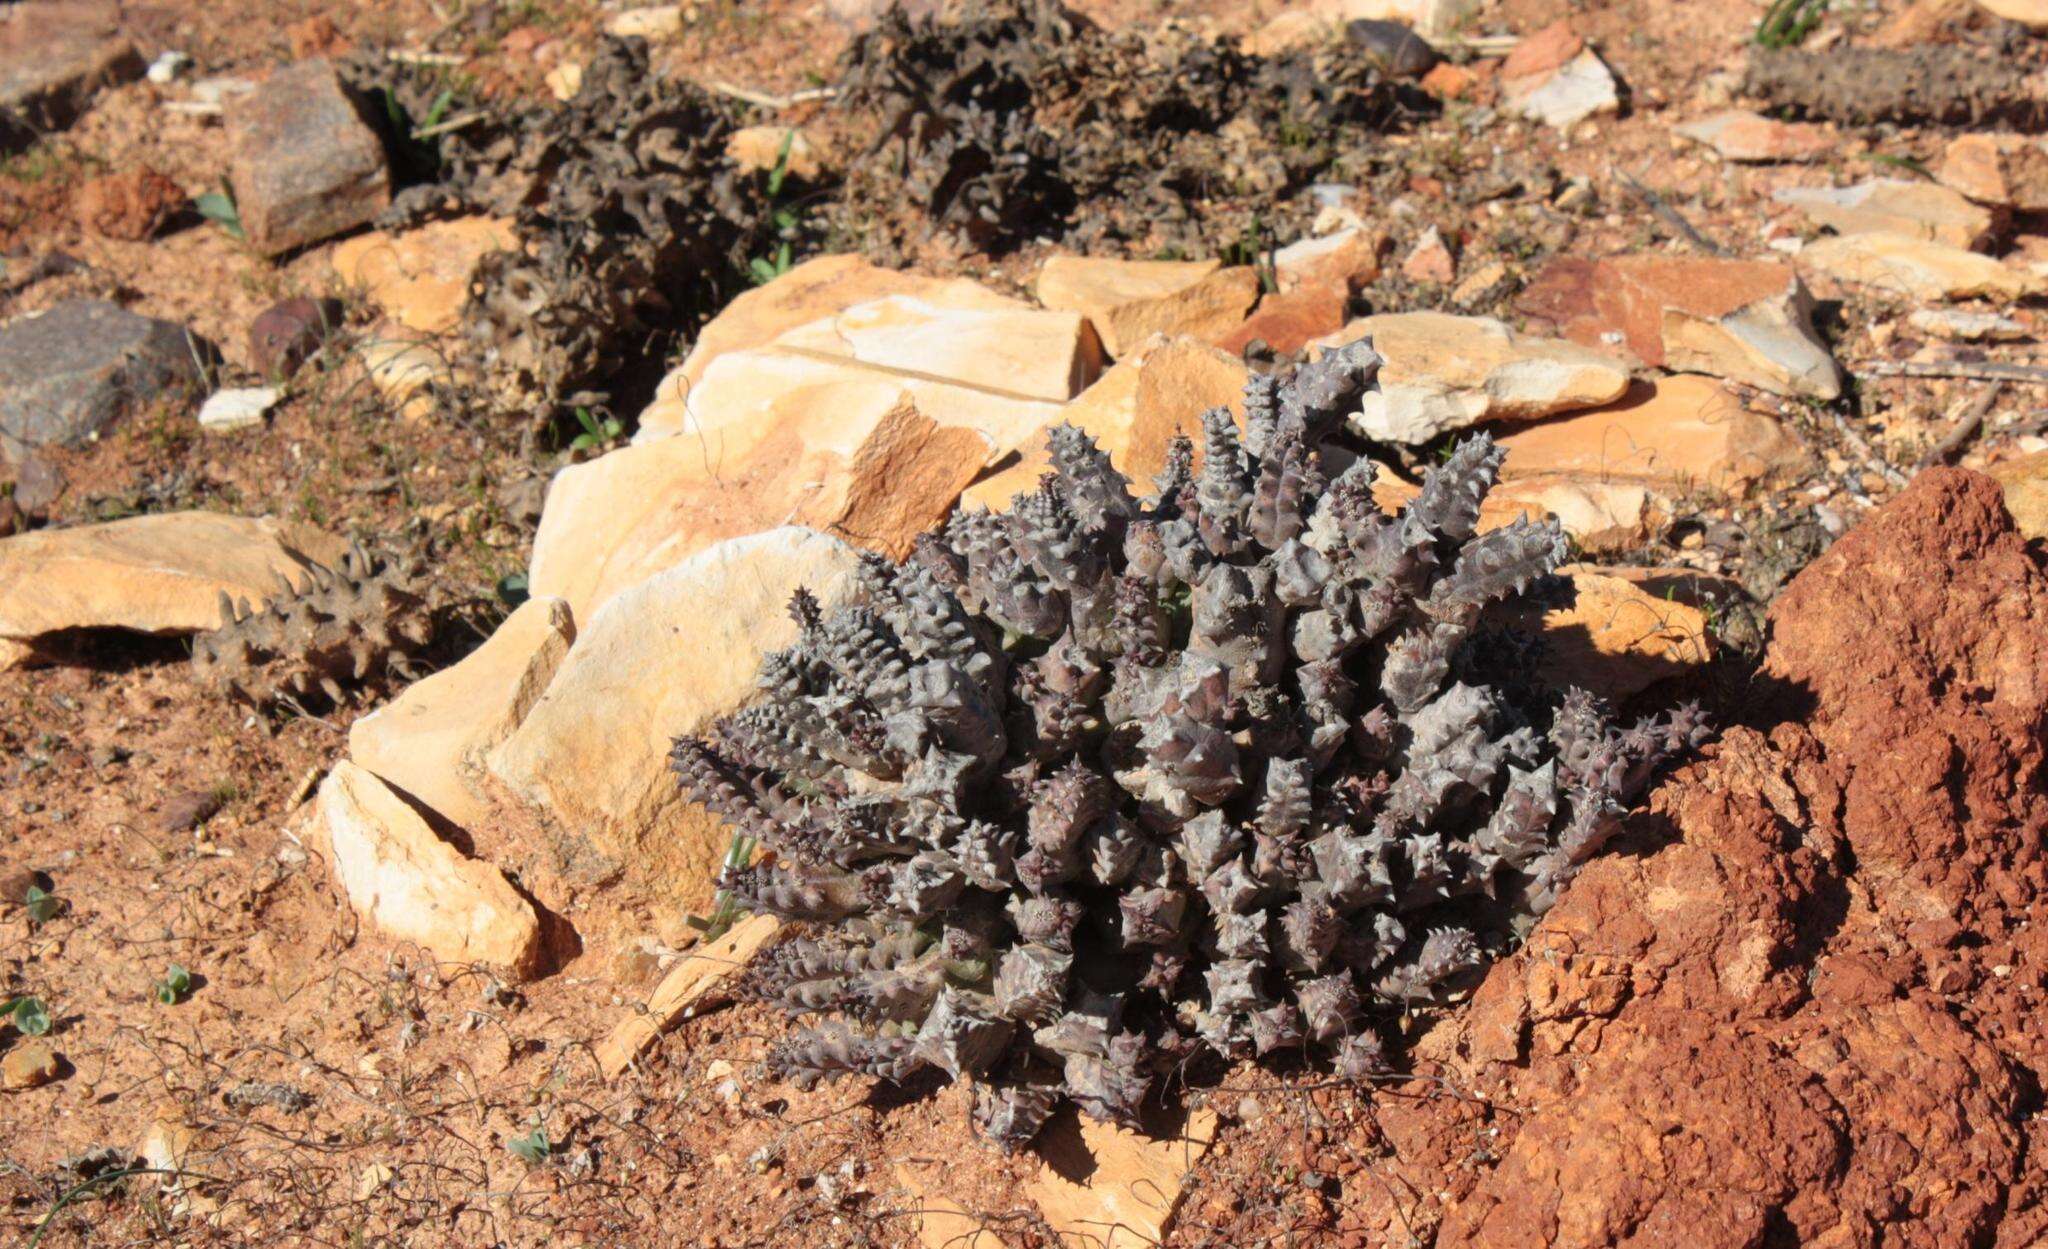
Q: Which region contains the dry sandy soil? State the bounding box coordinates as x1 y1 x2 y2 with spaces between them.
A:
2 0 2046 1246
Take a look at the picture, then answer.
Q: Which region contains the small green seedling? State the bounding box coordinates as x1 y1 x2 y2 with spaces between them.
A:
153 965 193 1006
194 180 245 241
23 884 58 926
747 131 801 286
3 995 51 1036
506 1122 551 1165
1755 0 1827 48
568 406 623 452
684 831 759 943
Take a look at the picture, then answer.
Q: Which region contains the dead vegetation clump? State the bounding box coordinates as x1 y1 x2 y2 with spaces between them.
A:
835 0 1412 257
346 38 807 423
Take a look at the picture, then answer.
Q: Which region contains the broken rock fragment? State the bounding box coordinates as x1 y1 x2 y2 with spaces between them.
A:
196 386 280 432
1800 232 2045 302
1034 255 1261 358
1937 132 2048 211
963 334 1248 508
1315 312 1631 444
1774 179 1995 251
1494 376 1809 497
248 296 345 379
1517 255 1841 400
348 595 575 832
316 761 543 977
0 2 143 151
227 58 391 255
636 298 1082 469
666 254 1029 393
1509 568 1712 701
1989 451 2048 540
1499 21 1618 131
73 168 187 241
1272 225 1383 294
330 217 516 336
1672 110 1832 163
539 391 993 619
488 527 864 945
0 512 346 652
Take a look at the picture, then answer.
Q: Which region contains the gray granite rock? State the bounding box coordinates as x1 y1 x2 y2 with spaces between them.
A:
0 301 207 463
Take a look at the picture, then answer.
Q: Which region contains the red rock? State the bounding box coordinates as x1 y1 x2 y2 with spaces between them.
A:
72 168 185 241
286 15 350 59
1400 226 1456 285
1213 284 1349 356
1499 20 1582 81
1517 254 1840 399
1419 61 1479 100
1420 469 2048 1247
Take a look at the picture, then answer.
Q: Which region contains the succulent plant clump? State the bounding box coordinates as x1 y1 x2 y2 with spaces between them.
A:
191 540 434 721
672 340 1709 1149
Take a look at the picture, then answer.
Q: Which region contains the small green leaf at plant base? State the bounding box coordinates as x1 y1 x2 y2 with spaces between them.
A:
194 188 245 241
23 884 58 926
154 964 193 1005
506 1125 551 1165
4 996 51 1036
496 572 531 607
567 406 622 452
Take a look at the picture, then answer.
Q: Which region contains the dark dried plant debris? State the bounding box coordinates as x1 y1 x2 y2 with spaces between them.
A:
835 0 1412 256
673 346 1708 1150
190 540 436 719
349 38 792 415
1743 45 2048 130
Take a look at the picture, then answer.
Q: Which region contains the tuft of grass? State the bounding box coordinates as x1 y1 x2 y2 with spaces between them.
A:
1223 214 1278 293
685 831 759 942
747 131 802 286
1755 0 1827 48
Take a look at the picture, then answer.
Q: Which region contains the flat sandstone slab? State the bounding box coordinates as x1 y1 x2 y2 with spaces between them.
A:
0 512 347 645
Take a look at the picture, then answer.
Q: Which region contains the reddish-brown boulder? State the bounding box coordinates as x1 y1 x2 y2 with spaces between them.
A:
1410 469 2048 1247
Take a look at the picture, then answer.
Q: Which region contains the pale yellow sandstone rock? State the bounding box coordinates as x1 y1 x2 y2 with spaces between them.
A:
532 395 991 620
348 596 575 831
1800 231 2045 303
1495 376 1809 497
1314 312 1631 444
488 528 864 927
330 217 515 335
1035 255 1260 358
316 760 543 976
0 512 346 645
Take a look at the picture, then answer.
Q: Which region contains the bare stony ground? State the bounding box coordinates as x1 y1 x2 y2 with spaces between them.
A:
1 0 2046 1246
